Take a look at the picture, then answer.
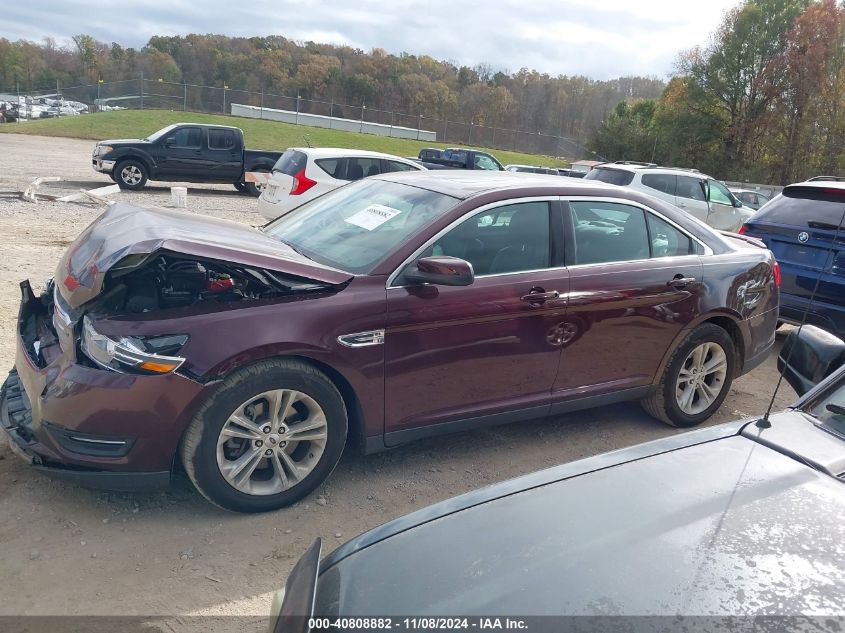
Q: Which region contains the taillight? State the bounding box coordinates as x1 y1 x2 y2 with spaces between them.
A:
773 261 781 288
290 168 316 195
737 224 748 235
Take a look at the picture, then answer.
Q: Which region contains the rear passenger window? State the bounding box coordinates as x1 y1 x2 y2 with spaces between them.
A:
384 160 415 173
676 176 706 201
343 158 382 181
641 174 677 196
570 201 650 264
316 158 340 178
647 213 693 257
208 129 235 150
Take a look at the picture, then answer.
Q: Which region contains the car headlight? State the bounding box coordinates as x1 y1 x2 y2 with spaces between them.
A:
95 145 113 157
81 316 187 374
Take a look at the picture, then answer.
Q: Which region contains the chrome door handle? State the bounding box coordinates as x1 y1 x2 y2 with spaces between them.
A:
521 290 560 303
667 276 696 287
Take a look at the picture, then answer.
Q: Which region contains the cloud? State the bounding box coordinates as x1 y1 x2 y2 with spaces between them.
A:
1 0 738 79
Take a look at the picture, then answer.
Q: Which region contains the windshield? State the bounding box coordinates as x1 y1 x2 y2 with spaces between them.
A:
144 124 179 142
808 374 845 436
263 179 458 274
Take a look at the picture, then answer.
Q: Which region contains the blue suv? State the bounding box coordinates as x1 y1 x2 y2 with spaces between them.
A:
741 180 845 337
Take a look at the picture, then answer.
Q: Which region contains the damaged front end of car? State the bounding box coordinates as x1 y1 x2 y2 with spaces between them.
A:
2 203 352 490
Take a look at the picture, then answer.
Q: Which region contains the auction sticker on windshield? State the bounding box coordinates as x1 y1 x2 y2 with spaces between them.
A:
345 204 401 230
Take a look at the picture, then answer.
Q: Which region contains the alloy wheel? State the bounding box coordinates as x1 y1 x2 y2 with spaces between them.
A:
674 342 728 415
120 165 142 185
216 389 328 495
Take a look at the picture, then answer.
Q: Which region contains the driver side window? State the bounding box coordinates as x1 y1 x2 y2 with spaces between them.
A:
427 201 551 275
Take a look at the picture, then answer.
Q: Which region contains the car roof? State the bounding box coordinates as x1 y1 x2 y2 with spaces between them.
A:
791 179 845 191
289 147 417 161
371 169 632 199
594 164 709 178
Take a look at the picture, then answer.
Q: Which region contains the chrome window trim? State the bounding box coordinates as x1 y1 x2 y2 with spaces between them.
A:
386 196 560 289
564 195 713 259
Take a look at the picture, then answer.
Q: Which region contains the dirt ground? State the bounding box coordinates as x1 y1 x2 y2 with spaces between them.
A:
0 134 796 622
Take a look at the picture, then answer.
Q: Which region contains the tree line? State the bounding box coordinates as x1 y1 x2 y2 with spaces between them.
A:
589 0 845 184
0 33 663 147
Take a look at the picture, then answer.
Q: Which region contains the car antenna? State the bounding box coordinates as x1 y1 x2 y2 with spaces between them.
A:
757 195 845 428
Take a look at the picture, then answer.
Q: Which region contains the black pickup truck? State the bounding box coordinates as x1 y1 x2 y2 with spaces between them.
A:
416 147 504 171
92 123 283 196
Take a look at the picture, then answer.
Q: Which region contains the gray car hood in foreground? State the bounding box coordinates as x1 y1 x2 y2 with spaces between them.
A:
316 417 845 616
55 203 352 308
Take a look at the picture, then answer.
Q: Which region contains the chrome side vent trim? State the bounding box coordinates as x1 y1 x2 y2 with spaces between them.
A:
337 329 385 348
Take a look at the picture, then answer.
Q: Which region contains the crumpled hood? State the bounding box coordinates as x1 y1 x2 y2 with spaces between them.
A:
56 202 353 309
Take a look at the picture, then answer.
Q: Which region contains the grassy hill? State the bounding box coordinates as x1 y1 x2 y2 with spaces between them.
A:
0 110 568 168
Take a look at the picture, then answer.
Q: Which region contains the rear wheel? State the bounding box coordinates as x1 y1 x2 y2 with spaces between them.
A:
642 324 736 427
114 159 148 190
245 170 269 197
180 358 347 513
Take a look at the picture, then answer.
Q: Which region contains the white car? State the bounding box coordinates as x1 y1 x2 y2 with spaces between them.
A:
257 148 425 220
584 163 753 232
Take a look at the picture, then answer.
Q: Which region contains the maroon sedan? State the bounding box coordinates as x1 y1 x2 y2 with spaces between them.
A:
1 172 779 512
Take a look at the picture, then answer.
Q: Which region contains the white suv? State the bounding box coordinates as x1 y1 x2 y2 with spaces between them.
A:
258 148 425 220
584 163 753 232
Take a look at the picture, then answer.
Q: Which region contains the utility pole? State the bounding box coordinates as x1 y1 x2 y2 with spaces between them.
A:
139 72 144 109
183 82 187 111
223 84 228 115
360 101 366 133
260 88 264 119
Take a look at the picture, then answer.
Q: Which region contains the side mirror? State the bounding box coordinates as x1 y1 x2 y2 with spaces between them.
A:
404 256 474 287
164 137 176 147
778 325 845 396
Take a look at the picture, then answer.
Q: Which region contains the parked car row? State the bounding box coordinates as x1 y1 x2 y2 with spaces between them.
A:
505 163 586 178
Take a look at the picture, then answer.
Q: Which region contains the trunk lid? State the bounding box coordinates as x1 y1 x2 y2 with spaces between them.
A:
744 187 845 306
55 202 353 308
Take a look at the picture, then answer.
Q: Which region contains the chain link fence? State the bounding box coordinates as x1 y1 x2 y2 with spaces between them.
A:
1 78 596 160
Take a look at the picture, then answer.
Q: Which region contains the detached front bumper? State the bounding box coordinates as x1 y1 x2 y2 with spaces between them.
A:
92 158 115 174
1 280 209 491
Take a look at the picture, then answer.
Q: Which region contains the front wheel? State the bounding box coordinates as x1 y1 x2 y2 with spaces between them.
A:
641 324 736 427
114 159 148 190
180 358 347 513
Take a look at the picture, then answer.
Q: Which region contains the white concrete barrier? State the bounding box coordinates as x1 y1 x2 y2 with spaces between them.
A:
231 103 437 141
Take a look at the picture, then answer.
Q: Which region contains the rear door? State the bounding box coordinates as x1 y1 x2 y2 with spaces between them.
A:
674 175 710 223
743 186 845 331
206 128 242 181
553 198 704 403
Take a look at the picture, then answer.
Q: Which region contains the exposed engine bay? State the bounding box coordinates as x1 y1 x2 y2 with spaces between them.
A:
94 254 331 314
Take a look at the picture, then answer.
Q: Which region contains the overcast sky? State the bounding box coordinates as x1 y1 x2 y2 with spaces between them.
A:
3 0 739 79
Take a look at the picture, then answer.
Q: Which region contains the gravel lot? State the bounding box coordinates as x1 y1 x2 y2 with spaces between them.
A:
0 134 796 622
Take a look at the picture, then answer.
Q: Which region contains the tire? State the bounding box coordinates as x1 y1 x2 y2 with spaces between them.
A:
233 182 248 194
641 323 736 427
180 358 347 513
114 159 148 190
245 170 268 197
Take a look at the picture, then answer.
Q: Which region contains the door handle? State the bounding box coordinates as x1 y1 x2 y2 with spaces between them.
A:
521 289 560 303
667 276 696 288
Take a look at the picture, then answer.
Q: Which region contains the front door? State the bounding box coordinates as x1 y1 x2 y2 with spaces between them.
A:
553 198 704 402
206 127 242 181
384 199 570 440
159 126 206 177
